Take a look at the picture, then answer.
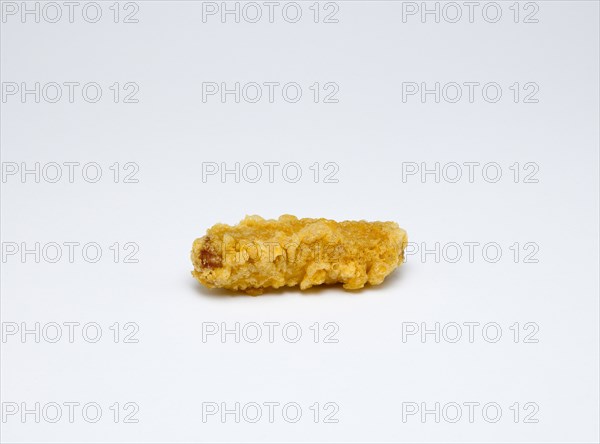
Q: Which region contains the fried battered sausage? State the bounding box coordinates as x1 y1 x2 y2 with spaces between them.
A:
191 215 407 295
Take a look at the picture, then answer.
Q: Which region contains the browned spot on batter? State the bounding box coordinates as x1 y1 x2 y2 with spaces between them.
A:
200 238 222 269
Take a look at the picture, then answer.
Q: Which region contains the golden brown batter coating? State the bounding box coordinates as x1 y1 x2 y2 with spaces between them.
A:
191 215 407 295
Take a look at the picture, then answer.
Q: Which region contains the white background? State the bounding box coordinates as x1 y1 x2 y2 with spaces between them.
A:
1 1 599 442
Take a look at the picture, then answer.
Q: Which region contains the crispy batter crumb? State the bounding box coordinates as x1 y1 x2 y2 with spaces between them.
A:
191 215 407 295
